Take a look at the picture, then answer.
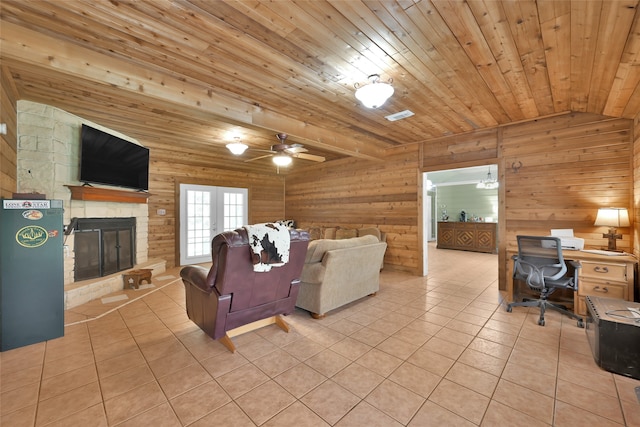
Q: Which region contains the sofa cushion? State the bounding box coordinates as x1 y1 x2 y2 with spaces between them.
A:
305 235 379 263
323 227 338 239
335 228 358 239
307 227 323 240
357 227 381 241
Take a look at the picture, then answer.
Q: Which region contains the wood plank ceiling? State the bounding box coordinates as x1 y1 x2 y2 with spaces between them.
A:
1 0 639 174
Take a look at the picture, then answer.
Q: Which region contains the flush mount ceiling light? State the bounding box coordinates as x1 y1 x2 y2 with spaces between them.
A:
476 167 499 189
272 154 292 166
226 139 248 155
354 74 394 108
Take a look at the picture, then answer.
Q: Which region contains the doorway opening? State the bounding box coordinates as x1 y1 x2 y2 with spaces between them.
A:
422 164 499 276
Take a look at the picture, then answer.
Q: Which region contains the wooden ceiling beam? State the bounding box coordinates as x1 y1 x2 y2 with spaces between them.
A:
1 21 386 161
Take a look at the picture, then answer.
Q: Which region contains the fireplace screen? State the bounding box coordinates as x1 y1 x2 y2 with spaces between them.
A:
74 218 136 281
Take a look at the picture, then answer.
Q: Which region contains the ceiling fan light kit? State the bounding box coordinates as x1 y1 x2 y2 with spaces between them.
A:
355 74 394 109
226 141 248 155
272 154 292 166
240 133 325 169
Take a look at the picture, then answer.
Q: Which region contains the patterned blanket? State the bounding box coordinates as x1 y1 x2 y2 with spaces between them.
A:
245 223 290 272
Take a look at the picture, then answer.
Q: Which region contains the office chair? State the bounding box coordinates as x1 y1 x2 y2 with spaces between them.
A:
507 235 584 327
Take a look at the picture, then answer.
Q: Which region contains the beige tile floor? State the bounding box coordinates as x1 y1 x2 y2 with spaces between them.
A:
2 244 639 426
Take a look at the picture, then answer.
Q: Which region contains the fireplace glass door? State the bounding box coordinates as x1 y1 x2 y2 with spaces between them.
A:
74 218 136 281
102 228 133 275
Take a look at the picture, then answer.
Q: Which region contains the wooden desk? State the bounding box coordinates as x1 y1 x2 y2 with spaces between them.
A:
507 250 637 316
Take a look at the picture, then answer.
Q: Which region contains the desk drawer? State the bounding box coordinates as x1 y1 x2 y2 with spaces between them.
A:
576 281 628 317
579 261 628 282
579 281 626 299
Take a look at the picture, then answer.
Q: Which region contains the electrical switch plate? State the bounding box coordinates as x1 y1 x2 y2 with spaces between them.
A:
157 209 166 216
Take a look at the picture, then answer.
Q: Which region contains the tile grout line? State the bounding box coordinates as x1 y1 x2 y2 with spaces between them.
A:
64 277 182 327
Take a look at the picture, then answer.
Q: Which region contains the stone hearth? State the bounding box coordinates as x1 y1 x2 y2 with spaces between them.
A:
64 259 166 309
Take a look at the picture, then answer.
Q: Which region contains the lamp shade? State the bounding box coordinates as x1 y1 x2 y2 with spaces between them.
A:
594 208 630 227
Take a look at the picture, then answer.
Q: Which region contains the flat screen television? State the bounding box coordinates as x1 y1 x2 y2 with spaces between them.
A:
80 124 149 191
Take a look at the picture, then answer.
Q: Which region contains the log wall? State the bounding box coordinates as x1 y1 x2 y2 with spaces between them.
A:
3 103 636 288
1 68 18 198
634 112 640 260
147 157 285 267
502 113 633 249
286 145 421 274
287 112 634 292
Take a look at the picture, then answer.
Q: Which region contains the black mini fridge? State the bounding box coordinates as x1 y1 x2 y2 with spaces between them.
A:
0 199 64 351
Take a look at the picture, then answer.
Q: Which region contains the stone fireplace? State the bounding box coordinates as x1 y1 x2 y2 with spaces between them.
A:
16 100 164 308
61 202 157 309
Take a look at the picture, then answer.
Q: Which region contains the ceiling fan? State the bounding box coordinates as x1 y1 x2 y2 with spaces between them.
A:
244 133 325 165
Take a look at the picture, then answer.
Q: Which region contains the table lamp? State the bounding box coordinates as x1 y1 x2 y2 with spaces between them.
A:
594 207 630 251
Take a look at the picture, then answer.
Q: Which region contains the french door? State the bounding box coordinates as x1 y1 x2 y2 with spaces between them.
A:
179 184 248 265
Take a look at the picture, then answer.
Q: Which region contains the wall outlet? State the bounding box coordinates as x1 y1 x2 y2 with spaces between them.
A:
157 208 166 216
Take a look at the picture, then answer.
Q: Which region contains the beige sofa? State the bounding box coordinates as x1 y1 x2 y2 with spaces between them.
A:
306 225 386 243
295 235 387 318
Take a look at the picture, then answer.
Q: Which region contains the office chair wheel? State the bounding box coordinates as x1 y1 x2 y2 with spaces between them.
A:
577 319 584 328
506 305 512 313
538 319 545 326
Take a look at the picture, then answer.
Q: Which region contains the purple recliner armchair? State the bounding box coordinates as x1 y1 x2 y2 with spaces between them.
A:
180 227 309 352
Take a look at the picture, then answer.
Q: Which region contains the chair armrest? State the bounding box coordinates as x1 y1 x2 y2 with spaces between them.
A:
568 260 581 270
180 265 211 293
568 260 581 286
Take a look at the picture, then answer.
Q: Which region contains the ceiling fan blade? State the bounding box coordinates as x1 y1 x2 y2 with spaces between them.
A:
244 154 273 162
292 152 325 162
284 144 308 154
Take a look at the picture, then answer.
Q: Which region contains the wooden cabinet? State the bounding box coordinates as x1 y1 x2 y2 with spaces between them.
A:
437 222 497 253
575 257 636 316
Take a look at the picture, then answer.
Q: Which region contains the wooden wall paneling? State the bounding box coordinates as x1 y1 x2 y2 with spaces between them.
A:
422 129 499 168
147 155 285 268
502 114 633 254
634 113 640 261
0 66 18 198
286 146 420 274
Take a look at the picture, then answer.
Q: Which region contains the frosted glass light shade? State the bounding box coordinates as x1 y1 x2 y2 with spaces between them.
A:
226 142 248 155
272 154 292 166
355 75 394 108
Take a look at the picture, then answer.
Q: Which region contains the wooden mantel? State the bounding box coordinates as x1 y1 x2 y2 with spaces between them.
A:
65 185 150 204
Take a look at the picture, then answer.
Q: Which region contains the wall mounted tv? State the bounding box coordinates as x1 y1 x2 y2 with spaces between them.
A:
80 124 150 191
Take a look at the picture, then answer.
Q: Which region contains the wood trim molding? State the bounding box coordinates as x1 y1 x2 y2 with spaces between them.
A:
65 185 150 203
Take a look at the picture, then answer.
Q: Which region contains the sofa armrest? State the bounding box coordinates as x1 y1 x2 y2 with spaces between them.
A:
180 265 212 293
300 262 325 285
